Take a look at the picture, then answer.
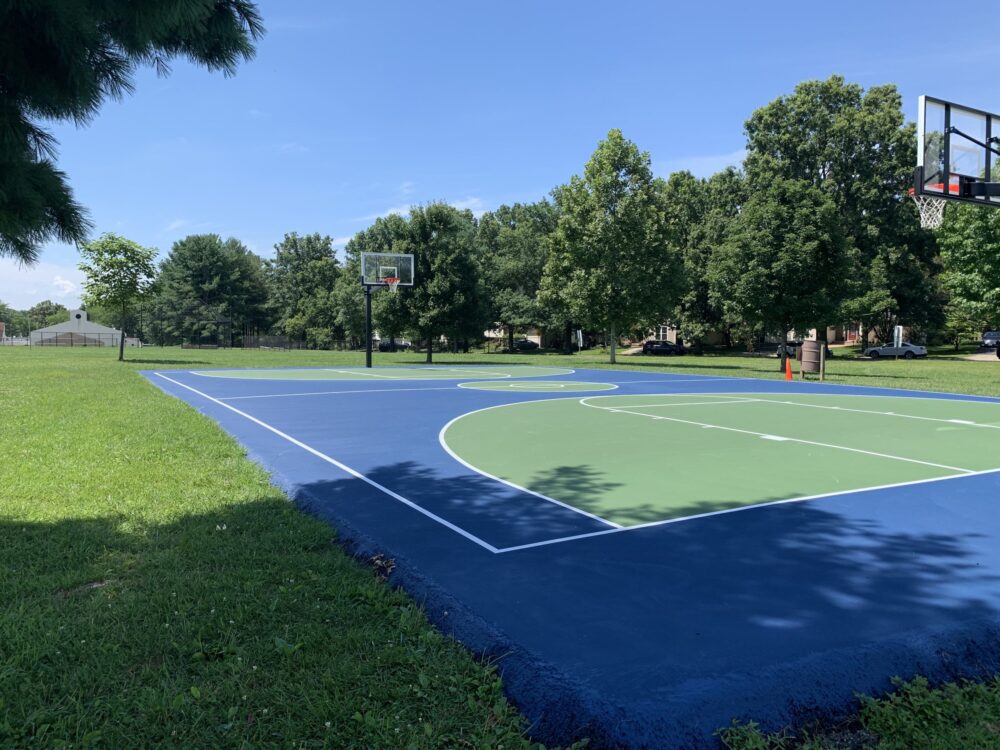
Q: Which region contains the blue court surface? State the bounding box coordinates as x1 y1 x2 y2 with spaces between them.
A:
145 365 1000 748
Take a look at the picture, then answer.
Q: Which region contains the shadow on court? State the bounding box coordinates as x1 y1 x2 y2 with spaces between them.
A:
292 461 612 550
285 462 1000 747
529 464 768 524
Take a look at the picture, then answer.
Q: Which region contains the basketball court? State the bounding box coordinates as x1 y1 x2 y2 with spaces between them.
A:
146 365 1000 747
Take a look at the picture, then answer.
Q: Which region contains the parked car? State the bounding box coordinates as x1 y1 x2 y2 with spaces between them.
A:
377 339 411 352
982 331 1000 348
511 339 539 351
642 340 687 356
863 342 927 359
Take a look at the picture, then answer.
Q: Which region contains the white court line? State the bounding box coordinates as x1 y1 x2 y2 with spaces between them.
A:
438 405 622 529
578 398 976 474
220 385 461 401
747 396 1000 430
153 373 501 553
494 467 1000 553
325 368 408 379
583 398 758 408
426 367 515 378
601 377 758 386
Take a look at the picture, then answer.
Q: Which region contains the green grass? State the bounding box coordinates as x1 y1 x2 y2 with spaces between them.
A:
1 345 998 749
718 676 1000 749
0 347 563 749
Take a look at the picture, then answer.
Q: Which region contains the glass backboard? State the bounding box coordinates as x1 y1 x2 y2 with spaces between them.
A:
917 95 1000 206
360 252 414 286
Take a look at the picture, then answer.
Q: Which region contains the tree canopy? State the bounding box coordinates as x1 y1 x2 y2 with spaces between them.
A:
0 0 263 264
477 201 557 350
709 178 851 348
27 300 68 331
266 233 341 348
154 234 269 345
78 232 157 360
937 203 1000 335
543 129 682 362
407 204 483 362
743 76 939 342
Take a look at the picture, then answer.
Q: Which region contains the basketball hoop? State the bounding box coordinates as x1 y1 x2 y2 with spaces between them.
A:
909 188 946 229
383 276 401 293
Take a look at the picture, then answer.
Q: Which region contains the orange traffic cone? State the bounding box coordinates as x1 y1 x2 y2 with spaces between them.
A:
784 356 793 381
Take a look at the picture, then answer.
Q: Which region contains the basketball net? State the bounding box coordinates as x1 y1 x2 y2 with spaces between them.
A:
908 189 946 229
383 276 400 293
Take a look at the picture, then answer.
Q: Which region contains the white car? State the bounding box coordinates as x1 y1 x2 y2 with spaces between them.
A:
983 331 1000 348
863 342 927 360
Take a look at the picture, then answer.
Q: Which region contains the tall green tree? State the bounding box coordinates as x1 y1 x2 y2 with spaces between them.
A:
266 233 341 347
542 129 681 363
153 234 269 345
0 1 263 265
937 203 1000 338
672 168 746 350
477 201 557 350
27 300 68 331
0 300 29 337
78 232 156 360
743 76 939 343
708 178 851 350
406 204 483 363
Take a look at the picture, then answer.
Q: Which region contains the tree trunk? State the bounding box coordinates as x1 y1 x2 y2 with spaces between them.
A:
609 324 617 364
425 329 433 364
507 325 514 353
118 303 126 361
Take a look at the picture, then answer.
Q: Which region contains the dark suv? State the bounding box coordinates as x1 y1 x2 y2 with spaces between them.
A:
642 340 687 356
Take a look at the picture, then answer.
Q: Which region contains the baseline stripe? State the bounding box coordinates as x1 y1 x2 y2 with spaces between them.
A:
154 373 501 553
220 385 461 400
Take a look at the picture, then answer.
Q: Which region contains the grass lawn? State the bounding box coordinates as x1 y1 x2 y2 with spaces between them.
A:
2 345 998 749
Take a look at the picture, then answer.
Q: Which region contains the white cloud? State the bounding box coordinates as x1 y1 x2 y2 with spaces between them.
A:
52 276 78 298
331 235 354 248
0 259 85 309
450 196 487 217
654 148 747 179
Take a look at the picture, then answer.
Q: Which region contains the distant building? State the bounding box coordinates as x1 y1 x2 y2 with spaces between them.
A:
29 309 121 346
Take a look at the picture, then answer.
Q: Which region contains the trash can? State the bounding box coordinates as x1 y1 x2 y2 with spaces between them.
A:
800 340 822 373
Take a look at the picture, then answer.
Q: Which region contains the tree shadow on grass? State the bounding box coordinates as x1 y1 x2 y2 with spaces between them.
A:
0 496 538 749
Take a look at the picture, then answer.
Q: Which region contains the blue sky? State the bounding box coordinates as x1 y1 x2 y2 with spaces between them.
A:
3 0 999 309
